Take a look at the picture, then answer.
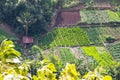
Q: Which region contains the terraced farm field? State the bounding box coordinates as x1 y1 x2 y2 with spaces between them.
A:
80 10 120 24
98 27 120 41
107 42 120 62
82 46 115 67
83 27 101 44
39 27 90 49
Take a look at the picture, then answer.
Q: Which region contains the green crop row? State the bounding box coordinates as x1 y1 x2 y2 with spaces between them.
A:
83 27 101 44
58 48 75 64
107 42 120 62
82 46 115 68
80 10 120 24
98 27 120 41
39 26 120 49
39 27 90 49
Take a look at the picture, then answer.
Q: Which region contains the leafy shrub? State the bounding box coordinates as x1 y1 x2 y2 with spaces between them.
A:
0 40 30 80
59 63 80 80
0 40 114 80
82 66 112 80
106 36 116 43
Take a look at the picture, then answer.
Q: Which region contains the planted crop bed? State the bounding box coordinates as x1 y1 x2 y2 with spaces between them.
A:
107 42 120 62
82 46 115 67
40 27 90 49
80 10 120 24
98 27 120 41
58 48 75 64
83 27 101 44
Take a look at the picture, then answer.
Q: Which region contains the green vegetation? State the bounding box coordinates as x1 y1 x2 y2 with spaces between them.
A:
0 0 57 36
61 0 93 8
80 10 120 24
39 27 90 49
58 48 75 64
107 10 120 22
0 40 113 80
107 42 120 61
0 29 16 42
1 0 120 80
83 27 101 44
61 0 81 8
98 27 120 41
82 46 115 68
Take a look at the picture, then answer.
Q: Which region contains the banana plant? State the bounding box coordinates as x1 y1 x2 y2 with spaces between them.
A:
17 12 36 36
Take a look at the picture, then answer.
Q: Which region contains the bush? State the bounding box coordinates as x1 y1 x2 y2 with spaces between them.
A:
106 36 116 43
0 40 113 80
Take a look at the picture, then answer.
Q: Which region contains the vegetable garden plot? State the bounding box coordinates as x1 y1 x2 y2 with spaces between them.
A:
40 29 58 49
82 46 115 68
98 27 120 41
58 48 75 64
107 42 120 62
40 27 90 49
80 10 120 24
83 27 101 44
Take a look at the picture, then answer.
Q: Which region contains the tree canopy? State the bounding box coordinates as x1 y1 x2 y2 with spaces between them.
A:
0 0 57 36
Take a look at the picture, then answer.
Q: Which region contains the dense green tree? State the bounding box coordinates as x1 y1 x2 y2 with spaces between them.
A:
0 0 57 36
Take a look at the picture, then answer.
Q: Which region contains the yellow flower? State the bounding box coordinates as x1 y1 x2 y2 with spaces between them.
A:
104 76 112 80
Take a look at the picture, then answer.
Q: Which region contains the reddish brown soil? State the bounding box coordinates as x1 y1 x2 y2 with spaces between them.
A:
0 23 15 36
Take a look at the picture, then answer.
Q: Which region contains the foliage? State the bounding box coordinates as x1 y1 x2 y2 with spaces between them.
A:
82 66 112 80
98 27 120 42
33 62 57 80
80 10 120 24
0 40 30 80
39 27 90 49
0 0 57 36
17 12 36 36
107 42 120 62
107 10 120 22
83 27 101 44
0 40 114 80
59 63 80 80
60 0 93 8
0 29 18 46
58 48 75 65
109 62 120 80
32 60 80 80
61 0 82 8
106 36 116 43
82 46 116 68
